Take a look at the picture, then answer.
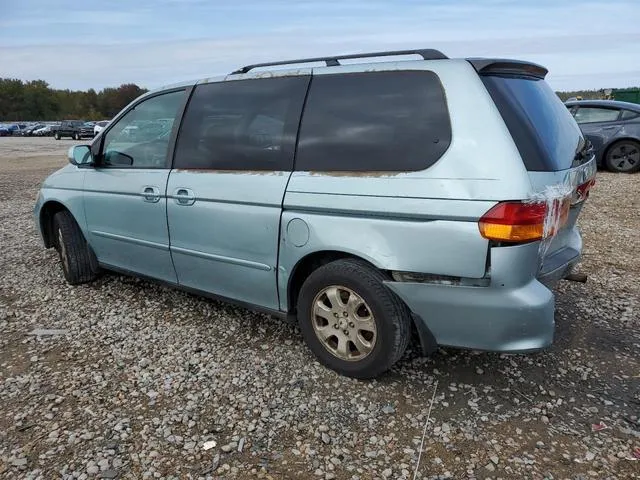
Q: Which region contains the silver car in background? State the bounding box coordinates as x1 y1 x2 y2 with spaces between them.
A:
34 49 596 378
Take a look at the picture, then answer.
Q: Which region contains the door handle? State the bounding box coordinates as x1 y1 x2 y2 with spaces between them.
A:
602 125 619 130
142 186 161 203
173 188 196 206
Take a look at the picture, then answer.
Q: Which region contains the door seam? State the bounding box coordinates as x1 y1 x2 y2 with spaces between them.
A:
164 171 180 283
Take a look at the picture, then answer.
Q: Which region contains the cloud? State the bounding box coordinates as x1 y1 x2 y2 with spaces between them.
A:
1 0 639 90
0 11 142 28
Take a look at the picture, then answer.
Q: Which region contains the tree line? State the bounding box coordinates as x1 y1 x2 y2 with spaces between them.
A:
1 77 638 122
555 89 608 101
0 78 148 122
556 87 639 102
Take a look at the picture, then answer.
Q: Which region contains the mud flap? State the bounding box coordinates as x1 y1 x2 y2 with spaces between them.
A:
412 313 438 356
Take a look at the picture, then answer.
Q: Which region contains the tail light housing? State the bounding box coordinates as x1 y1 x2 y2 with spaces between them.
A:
479 199 570 243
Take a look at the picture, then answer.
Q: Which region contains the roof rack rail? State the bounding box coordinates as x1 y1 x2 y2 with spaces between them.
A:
230 49 448 74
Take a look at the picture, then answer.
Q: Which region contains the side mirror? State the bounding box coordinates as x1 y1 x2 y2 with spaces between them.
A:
68 145 93 166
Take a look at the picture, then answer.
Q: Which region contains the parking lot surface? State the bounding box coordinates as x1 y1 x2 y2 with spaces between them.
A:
0 137 638 479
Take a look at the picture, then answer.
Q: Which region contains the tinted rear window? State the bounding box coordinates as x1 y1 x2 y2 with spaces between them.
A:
296 71 451 172
482 75 584 171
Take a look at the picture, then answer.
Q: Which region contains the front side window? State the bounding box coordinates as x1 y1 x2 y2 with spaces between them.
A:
573 107 620 124
174 76 310 170
101 90 185 168
295 71 451 172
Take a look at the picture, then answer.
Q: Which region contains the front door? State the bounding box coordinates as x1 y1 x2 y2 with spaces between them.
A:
84 89 187 282
166 75 310 310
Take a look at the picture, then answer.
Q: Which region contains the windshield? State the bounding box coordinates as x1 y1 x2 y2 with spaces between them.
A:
482 75 585 171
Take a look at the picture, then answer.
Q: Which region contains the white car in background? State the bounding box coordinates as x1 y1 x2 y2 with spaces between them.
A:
94 120 110 136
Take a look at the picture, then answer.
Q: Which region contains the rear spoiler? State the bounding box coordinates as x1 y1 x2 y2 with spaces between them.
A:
467 58 548 79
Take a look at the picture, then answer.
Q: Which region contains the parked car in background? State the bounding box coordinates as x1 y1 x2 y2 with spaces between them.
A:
79 122 96 139
2 124 27 136
35 49 596 378
94 120 109 136
54 120 87 140
22 124 46 136
0 125 9 136
566 99 640 173
34 125 56 136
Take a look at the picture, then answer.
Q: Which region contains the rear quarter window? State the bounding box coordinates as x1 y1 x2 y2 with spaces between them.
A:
295 71 451 172
621 110 640 121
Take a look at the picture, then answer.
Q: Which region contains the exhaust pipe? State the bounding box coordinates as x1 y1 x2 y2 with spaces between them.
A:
564 273 587 283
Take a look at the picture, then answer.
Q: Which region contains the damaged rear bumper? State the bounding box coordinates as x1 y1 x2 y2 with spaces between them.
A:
385 234 582 353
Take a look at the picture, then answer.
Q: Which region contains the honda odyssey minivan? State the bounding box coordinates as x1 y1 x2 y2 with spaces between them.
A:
34 49 596 378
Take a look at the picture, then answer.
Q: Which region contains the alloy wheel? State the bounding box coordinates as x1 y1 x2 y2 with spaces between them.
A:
311 285 377 361
609 142 639 172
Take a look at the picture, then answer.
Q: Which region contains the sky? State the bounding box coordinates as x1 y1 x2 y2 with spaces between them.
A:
1 0 639 92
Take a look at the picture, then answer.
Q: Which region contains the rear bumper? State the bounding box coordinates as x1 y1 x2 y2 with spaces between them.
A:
386 231 582 353
387 277 555 352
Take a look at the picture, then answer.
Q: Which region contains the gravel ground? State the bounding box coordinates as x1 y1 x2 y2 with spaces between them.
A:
0 137 638 480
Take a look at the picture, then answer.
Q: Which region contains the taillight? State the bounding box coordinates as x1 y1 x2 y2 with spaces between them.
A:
479 199 570 243
573 178 595 204
479 202 547 242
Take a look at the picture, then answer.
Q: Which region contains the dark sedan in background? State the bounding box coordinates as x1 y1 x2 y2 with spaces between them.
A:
565 100 640 173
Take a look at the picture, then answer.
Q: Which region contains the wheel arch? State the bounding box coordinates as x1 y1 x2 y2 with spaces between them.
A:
286 250 382 314
285 249 439 357
40 200 72 248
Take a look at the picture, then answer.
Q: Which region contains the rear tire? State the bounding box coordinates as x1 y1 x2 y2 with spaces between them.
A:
54 132 60 140
604 140 640 173
296 258 411 379
52 210 99 285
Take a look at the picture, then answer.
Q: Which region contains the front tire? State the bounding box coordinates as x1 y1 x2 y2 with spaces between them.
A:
54 132 60 140
604 140 640 173
297 258 411 379
52 211 99 285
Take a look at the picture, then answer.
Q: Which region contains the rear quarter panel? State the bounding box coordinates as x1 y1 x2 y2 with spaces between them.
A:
607 120 640 151
277 200 494 310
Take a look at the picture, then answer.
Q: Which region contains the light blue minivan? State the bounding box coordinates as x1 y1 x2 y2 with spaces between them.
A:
34 50 596 378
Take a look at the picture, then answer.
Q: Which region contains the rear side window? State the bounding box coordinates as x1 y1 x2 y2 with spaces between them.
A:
574 107 620 124
621 110 640 121
482 75 584 171
174 76 310 170
296 71 451 172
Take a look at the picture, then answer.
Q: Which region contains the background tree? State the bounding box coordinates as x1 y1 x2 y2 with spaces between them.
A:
0 78 148 121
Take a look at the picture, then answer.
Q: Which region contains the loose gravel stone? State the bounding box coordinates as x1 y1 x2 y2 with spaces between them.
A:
87 465 99 475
